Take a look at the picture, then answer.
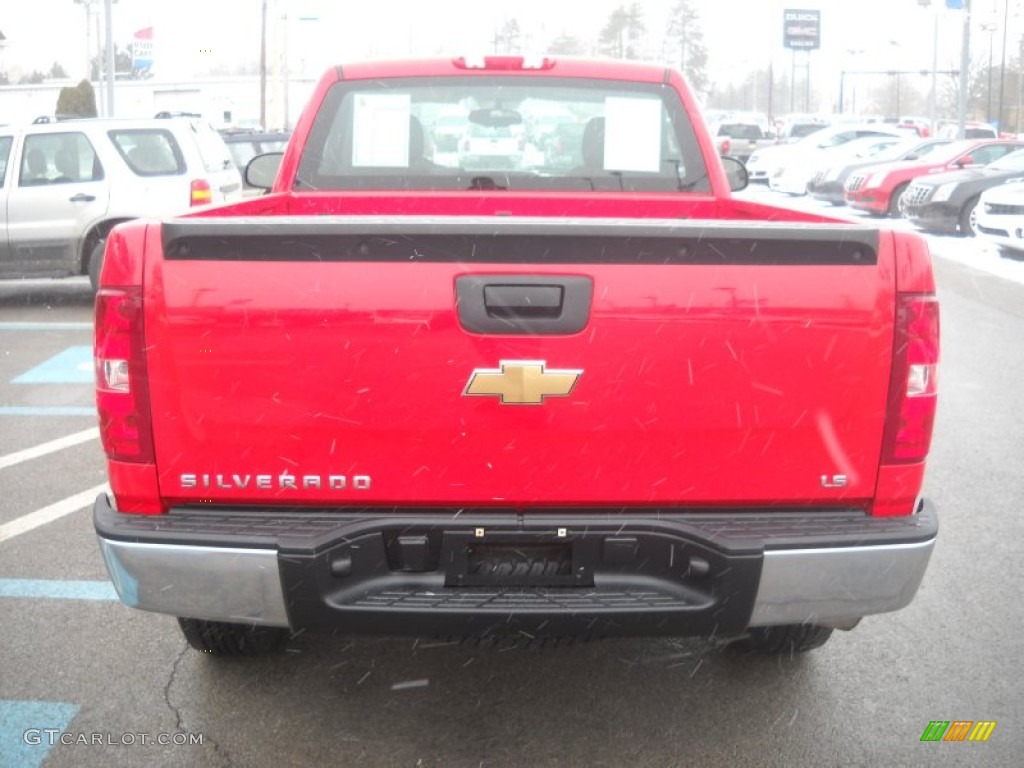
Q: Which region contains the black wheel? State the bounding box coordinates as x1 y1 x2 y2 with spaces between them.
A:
178 617 288 656
87 240 105 292
959 196 980 237
887 182 909 217
728 623 834 655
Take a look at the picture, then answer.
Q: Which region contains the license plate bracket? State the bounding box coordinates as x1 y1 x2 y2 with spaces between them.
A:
443 532 592 587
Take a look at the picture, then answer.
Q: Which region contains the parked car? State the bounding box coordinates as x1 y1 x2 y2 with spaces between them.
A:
807 137 951 205
844 139 1024 216
974 181 1024 254
220 130 291 192
745 123 905 184
936 121 998 140
774 114 831 143
896 116 932 137
900 148 1024 235
712 116 774 162
769 134 903 196
457 121 525 170
430 112 468 152
0 117 243 289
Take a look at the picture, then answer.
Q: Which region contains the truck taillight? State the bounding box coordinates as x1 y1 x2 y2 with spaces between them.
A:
95 287 154 464
190 179 212 206
882 295 939 463
719 138 731 155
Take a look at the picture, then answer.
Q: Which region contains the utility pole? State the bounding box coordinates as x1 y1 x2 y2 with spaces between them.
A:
104 0 114 116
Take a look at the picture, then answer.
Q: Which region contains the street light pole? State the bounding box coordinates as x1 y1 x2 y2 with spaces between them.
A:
73 0 93 81
982 21 997 123
958 0 972 139
998 0 1009 133
260 0 267 130
916 0 938 135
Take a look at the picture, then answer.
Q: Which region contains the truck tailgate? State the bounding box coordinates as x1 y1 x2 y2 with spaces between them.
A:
144 216 893 509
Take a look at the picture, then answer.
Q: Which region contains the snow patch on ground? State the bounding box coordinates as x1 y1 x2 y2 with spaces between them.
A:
737 185 1024 288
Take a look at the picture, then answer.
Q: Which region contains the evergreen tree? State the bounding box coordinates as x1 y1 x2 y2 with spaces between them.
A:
664 0 709 95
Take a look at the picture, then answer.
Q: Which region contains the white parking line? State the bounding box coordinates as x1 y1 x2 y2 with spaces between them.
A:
0 322 92 331
0 484 109 544
0 427 100 471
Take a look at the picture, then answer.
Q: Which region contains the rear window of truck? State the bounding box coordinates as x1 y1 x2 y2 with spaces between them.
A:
296 76 711 193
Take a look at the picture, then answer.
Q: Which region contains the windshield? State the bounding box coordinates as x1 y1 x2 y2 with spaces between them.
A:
887 139 950 161
296 76 710 192
987 149 1024 170
923 141 989 164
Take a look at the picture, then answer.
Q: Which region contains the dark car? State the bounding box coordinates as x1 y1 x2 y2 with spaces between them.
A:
807 138 950 205
220 130 291 189
901 148 1024 235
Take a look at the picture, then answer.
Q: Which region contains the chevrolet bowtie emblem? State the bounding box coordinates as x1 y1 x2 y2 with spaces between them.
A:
463 361 582 405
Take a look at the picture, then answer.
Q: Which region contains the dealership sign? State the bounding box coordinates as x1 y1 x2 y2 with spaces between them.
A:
132 27 154 75
783 9 821 50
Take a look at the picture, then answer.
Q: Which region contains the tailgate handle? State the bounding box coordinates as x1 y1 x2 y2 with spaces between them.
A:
456 275 592 335
484 284 562 319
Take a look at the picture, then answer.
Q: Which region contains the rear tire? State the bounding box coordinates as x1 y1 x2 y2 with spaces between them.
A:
87 240 105 292
729 624 834 655
178 617 287 656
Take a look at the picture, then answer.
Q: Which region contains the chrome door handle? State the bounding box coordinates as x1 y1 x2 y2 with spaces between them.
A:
69 193 96 202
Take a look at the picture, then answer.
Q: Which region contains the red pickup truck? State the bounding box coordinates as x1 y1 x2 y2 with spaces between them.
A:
93 57 939 657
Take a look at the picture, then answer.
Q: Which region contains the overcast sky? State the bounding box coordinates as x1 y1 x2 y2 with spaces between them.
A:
0 0 1016 88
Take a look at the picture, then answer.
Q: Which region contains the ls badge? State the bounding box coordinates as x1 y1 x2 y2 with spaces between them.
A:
463 360 582 405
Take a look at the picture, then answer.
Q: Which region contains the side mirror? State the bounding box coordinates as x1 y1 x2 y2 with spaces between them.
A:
245 152 284 190
721 155 749 192
956 155 974 167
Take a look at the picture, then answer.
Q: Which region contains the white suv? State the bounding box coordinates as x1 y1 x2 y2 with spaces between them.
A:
0 117 243 289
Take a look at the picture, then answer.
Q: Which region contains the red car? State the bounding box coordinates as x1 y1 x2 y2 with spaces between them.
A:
844 139 1024 216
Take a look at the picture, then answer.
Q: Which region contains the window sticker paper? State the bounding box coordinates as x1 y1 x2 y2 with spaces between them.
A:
352 93 411 167
603 97 662 173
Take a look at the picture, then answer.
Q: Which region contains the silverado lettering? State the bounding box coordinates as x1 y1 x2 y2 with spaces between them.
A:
179 474 372 491
92 55 939 658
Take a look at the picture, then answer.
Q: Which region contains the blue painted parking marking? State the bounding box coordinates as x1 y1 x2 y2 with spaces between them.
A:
0 407 95 416
0 700 79 768
0 579 118 601
12 346 94 384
